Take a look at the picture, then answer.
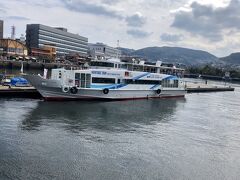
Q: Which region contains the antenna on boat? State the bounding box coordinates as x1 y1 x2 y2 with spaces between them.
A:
116 40 120 59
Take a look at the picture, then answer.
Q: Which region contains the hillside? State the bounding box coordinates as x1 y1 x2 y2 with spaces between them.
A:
118 47 135 56
220 53 240 65
129 46 218 66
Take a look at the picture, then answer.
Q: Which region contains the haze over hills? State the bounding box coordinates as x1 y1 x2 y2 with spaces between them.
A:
119 46 219 66
220 53 240 65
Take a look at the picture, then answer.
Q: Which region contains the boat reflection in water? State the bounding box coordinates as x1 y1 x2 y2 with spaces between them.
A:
21 98 186 133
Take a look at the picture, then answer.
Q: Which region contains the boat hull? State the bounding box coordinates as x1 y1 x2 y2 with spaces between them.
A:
24 75 186 101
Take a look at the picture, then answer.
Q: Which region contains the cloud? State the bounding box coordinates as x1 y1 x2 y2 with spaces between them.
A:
160 33 183 42
126 12 146 27
0 3 7 13
0 9 5 13
127 29 152 38
101 0 120 5
6 16 30 21
60 0 123 19
171 0 240 41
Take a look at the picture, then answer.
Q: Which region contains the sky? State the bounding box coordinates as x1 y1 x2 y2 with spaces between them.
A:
0 0 240 57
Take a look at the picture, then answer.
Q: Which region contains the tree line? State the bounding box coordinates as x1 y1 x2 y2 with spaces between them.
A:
186 65 240 78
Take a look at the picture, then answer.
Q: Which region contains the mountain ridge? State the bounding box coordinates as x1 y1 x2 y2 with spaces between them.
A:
119 46 219 66
220 52 240 65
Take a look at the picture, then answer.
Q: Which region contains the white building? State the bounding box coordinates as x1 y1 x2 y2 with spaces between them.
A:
88 43 121 59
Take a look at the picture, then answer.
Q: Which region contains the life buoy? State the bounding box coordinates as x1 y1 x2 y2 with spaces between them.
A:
70 86 78 94
103 88 109 94
62 86 70 93
156 89 161 94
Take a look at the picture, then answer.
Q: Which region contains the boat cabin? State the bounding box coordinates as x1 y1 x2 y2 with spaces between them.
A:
90 59 184 77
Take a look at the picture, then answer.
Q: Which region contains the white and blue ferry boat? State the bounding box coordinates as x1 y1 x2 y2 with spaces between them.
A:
24 59 186 100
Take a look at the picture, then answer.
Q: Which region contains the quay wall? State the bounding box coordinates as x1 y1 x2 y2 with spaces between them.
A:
0 60 78 71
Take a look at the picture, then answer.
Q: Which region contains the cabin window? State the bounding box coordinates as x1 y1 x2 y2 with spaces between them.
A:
162 79 178 88
90 61 114 68
133 65 143 72
151 67 157 73
127 64 133 71
120 64 127 69
86 74 91 88
80 74 86 88
75 73 91 88
75 73 80 80
124 79 161 85
143 66 151 72
92 77 115 84
75 73 80 87
143 67 157 73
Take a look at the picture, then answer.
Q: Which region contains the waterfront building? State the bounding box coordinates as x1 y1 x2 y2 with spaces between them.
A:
29 44 56 61
0 20 3 39
26 24 88 57
0 39 28 56
88 43 121 59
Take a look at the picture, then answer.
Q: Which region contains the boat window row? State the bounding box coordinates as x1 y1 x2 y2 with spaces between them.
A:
90 61 114 68
124 79 161 85
89 61 184 77
91 77 161 85
162 79 179 88
92 77 116 84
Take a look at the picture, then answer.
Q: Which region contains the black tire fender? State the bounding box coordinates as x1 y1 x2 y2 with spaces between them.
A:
103 88 109 94
156 89 161 94
70 86 78 94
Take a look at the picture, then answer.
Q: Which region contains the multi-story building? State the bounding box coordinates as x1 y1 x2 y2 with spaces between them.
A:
0 20 3 39
88 43 121 59
26 24 88 57
0 39 28 56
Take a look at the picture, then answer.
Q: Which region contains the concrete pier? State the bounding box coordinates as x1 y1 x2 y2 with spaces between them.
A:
0 85 41 98
0 60 78 70
185 82 235 93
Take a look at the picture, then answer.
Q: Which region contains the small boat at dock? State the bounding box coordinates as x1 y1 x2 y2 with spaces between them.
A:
24 59 186 101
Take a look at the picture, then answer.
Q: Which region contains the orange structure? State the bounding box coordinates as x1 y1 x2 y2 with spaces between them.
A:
0 38 28 56
29 44 56 61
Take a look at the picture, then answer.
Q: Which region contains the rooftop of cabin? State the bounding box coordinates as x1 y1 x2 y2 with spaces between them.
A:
90 58 185 71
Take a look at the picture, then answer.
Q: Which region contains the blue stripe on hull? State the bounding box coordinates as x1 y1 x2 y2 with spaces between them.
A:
91 84 128 89
91 84 159 90
150 84 160 90
133 72 150 80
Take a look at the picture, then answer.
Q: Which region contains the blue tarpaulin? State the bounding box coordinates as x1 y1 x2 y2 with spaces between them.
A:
11 77 29 86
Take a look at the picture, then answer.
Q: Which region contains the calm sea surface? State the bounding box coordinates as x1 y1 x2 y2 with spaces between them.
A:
0 84 240 180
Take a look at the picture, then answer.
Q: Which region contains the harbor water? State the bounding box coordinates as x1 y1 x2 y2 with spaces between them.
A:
0 85 240 180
